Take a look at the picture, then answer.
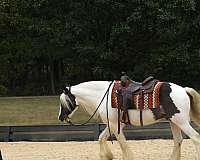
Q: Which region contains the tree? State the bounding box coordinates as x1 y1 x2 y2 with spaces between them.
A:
0 0 199 96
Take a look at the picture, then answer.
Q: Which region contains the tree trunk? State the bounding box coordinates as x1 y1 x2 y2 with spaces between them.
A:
49 58 56 95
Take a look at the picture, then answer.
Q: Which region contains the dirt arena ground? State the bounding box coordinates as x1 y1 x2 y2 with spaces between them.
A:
0 139 196 160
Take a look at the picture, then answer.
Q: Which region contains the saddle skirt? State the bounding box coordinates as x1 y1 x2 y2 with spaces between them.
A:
111 81 164 110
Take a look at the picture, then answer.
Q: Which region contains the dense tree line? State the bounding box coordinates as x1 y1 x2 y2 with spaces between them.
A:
0 0 199 96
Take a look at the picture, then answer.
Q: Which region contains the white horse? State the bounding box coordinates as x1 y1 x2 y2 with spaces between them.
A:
58 81 200 160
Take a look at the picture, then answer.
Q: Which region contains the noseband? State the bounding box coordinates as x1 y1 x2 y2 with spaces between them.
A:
63 87 78 108
61 87 79 123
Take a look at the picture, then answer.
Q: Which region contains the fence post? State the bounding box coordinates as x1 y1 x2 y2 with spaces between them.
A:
93 123 100 141
4 126 11 142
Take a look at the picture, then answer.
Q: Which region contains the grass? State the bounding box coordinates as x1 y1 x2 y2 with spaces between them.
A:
0 96 97 125
1 89 199 126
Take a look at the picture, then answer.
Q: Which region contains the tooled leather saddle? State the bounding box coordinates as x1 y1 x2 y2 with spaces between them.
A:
112 74 164 133
119 76 159 110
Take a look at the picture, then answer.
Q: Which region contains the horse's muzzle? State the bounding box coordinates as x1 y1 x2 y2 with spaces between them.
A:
58 115 65 122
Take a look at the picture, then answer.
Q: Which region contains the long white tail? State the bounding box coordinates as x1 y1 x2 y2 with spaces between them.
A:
185 87 200 127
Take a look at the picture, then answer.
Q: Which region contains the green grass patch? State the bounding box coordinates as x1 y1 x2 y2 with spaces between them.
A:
0 96 97 125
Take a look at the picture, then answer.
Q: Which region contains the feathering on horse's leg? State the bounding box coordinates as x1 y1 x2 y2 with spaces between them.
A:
169 122 183 160
113 124 134 160
99 127 113 160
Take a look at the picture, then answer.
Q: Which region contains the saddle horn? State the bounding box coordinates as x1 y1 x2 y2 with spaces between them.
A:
120 72 130 87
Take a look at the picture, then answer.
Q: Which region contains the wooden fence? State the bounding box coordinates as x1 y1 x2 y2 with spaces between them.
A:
0 122 199 142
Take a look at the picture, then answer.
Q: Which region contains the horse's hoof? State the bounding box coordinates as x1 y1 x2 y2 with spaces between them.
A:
100 154 113 160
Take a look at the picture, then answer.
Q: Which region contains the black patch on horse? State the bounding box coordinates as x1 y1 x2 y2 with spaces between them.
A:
59 103 71 121
157 82 180 119
151 107 166 120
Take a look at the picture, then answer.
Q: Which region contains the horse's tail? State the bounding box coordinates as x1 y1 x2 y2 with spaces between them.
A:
185 87 200 127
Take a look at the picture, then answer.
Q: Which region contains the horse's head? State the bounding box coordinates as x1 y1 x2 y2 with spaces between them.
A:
58 87 78 122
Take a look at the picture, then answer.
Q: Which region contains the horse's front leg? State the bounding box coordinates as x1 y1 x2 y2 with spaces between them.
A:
114 126 134 160
99 127 113 160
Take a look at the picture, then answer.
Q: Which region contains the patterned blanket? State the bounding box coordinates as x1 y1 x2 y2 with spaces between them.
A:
111 81 163 110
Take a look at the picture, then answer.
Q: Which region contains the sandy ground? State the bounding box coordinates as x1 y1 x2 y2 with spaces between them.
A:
0 139 197 160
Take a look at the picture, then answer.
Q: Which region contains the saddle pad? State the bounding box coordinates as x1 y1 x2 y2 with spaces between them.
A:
111 81 121 108
133 82 163 110
111 81 164 110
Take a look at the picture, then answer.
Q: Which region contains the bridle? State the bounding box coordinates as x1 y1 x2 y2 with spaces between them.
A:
62 81 114 142
62 86 79 123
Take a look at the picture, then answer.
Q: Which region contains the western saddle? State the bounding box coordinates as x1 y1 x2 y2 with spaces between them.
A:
116 73 159 129
120 73 158 95
128 76 158 94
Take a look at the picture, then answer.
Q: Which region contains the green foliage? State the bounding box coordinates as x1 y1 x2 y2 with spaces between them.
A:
0 85 8 96
0 0 199 96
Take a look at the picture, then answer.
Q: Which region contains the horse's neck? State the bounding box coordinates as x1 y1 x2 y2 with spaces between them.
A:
72 81 109 97
71 81 111 115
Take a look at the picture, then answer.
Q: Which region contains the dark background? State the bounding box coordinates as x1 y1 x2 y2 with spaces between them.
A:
0 0 199 96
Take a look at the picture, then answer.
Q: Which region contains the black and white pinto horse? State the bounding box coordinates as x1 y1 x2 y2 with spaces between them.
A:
58 81 200 160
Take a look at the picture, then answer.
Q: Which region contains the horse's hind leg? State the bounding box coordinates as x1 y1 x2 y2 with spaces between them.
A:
172 117 200 160
99 127 113 160
169 122 183 160
178 122 200 160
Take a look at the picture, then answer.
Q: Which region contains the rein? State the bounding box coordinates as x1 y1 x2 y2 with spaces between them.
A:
67 81 114 128
66 81 114 143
